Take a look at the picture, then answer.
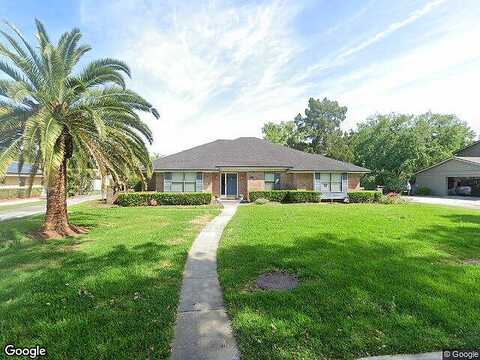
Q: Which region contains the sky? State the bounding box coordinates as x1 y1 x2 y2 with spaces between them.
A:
2 0 480 155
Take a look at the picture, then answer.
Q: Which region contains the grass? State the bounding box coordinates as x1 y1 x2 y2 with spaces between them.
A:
218 203 480 360
0 201 219 359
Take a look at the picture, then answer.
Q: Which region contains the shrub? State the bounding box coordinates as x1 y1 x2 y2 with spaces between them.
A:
415 186 431 196
116 192 212 206
284 190 321 203
378 193 405 204
0 187 42 200
348 191 382 203
249 190 288 203
254 198 269 205
249 190 321 203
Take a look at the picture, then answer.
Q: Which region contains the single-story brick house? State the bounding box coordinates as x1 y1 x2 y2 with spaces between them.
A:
149 137 369 200
414 140 480 196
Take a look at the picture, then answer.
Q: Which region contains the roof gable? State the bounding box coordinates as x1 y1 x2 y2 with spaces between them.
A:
153 137 369 172
415 156 480 175
456 140 480 157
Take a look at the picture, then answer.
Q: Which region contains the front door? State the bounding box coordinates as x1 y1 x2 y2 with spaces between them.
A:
226 173 237 196
221 173 238 197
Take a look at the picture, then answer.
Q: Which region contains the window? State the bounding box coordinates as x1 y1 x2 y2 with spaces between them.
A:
265 173 281 190
331 174 342 192
315 173 345 192
165 172 202 192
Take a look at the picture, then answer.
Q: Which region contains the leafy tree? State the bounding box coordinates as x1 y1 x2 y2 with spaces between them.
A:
262 121 302 149
353 112 475 191
262 97 353 160
0 20 158 238
294 97 348 154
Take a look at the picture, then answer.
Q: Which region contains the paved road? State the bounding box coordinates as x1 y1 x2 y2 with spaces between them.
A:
0 194 102 221
405 196 480 210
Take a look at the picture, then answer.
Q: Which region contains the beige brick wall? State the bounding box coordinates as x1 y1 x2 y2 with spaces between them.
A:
238 172 248 198
292 173 314 190
211 173 220 197
348 173 362 191
281 173 295 189
155 173 164 192
147 173 164 191
203 173 213 193
247 172 265 192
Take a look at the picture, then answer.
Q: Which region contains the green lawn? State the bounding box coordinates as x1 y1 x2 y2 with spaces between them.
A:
218 203 480 360
0 202 219 359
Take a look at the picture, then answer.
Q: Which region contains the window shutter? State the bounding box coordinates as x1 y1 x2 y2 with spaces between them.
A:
164 172 172 192
196 172 203 192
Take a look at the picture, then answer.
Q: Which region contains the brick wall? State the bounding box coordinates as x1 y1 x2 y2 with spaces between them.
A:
348 173 362 191
247 172 265 192
238 172 248 199
155 173 164 191
203 173 213 193
211 172 220 197
293 173 314 190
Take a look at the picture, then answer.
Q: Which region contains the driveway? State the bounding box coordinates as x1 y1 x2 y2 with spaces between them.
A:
405 196 480 210
0 194 101 221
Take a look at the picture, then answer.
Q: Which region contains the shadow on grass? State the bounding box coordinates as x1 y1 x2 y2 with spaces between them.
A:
218 223 480 360
0 209 192 360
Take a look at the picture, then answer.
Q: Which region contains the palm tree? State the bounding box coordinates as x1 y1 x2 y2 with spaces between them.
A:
0 20 159 238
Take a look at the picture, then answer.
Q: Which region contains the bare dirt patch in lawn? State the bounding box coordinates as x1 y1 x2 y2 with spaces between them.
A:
255 271 298 291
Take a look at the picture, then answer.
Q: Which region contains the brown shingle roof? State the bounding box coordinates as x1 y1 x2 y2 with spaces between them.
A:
153 137 369 172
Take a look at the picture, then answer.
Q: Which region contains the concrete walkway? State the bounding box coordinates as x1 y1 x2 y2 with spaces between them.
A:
171 200 241 360
0 197 43 206
359 352 442 360
0 194 101 221
405 195 480 210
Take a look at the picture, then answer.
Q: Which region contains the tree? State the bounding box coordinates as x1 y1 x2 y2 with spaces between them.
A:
352 112 475 191
294 97 348 154
262 97 353 161
262 121 302 149
0 20 159 238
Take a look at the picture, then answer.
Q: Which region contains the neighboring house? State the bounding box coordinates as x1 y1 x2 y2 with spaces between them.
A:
415 140 480 196
0 161 44 199
149 137 369 200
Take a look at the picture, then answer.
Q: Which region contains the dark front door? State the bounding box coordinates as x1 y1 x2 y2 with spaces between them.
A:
226 173 237 196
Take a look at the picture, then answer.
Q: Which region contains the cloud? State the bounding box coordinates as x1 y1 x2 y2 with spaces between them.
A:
337 0 447 59
80 0 480 155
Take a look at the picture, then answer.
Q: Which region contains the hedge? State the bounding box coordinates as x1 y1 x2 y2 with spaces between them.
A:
115 192 212 206
0 187 42 200
249 190 288 202
347 191 382 203
415 186 431 196
249 190 321 203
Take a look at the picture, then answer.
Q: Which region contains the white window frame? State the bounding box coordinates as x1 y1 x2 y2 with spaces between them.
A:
314 172 345 193
165 172 202 192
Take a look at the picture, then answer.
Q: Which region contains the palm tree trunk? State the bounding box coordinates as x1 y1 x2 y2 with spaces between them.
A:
41 156 74 238
41 132 86 239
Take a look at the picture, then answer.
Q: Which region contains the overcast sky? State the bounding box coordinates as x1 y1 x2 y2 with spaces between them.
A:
3 0 480 155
